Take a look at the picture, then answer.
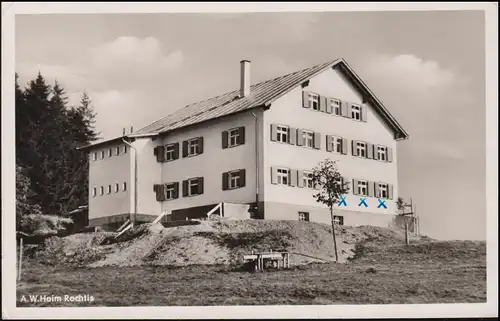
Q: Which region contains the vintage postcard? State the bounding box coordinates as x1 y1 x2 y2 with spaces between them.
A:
2 2 498 319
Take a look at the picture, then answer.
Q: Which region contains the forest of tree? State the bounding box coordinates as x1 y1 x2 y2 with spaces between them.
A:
15 72 99 228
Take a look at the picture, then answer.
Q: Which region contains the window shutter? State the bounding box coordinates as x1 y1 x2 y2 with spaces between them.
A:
388 184 394 200
341 101 350 118
325 98 333 114
297 170 304 188
270 124 277 142
289 128 297 145
182 141 188 158
326 135 333 152
352 179 358 195
174 182 179 199
352 140 358 156
289 169 298 187
239 169 246 187
238 126 245 145
182 180 188 197
342 138 348 155
222 131 229 149
157 146 165 162
154 147 158 156
387 147 393 162
367 143 374 159
222 172 229 190
361 105 368 122
367 181 375 197
374 182 380 198
197 177 204 195
154 184 159 201
302 91 310 108
373 145 379 160
271 167 278 185
174 143 180 160
297 129 304 146
314 132 321 150
198 137 204 154
319 96 327 112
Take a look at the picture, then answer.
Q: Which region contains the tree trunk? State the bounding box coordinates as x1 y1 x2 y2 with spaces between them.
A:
330 207 339 262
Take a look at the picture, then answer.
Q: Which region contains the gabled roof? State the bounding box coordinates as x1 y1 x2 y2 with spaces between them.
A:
134 58 409 140
79 58 408 151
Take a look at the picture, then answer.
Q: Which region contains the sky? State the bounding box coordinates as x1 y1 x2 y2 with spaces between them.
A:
15 10 486 241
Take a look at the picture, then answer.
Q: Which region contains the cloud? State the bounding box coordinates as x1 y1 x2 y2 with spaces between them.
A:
363 54 456 91
86 36 184 82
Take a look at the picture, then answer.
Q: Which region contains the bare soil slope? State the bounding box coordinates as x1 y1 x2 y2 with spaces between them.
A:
29 219 428 268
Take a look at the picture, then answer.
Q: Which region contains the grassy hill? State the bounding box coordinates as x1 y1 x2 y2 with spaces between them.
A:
16 219 486 306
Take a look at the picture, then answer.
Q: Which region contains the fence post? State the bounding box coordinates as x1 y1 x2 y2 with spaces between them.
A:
18 238 23 281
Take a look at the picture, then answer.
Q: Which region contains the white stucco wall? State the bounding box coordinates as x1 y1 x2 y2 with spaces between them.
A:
88 142 132 220
262 66 400 218
151 109 263 212
133 137 162 216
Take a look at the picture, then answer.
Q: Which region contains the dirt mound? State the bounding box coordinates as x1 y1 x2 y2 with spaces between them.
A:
31 219 431 268
31 231 115 266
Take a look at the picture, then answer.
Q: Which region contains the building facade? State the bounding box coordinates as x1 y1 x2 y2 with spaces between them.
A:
81 58 409 228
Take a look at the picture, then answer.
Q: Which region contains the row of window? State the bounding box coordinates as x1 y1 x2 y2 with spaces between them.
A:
153 169 246 201
270 166 394 199
270 124 393 162
303 91 367 122
154 127 246 163
91 145 128 161
298 211 344 225
92 182 127 197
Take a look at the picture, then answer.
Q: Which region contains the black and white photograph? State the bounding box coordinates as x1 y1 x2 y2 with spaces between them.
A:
2 2 498 319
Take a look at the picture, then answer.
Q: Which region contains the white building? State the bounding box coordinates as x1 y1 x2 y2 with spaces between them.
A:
80 58 409 229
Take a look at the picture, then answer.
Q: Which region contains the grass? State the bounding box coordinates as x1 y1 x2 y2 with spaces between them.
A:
16 240 486 307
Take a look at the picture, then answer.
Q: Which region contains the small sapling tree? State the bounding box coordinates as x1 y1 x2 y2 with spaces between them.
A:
311 158 350 262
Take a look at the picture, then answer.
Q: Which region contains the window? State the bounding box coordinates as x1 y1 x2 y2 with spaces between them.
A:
115 183 119 193
186 138 202 156
123 182 127 192
223 169 246 190
308 93 320 110
277 168 289 185
298 212 310 222
92 188 96 197
165 183 176 200
108 149 112 157
351 105 361 120
330 99 341 115
228 128 240 147
377 146 387 161
165 144 176 161
277 126 289 143
223 127 245 148
329 136 343 153
357 141 367 157
92 152 97 161
229 171 241 189
357 180 368 196
107 185 112 194
100 151 105 160
115 146 120 156
185 178 203 196
378 183 388 199
100 186 104 196
333 215 344 225
123 145 128 154
302 130 314 148
302 171 314 189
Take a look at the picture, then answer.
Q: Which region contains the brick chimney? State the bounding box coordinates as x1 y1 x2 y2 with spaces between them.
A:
240 60 251 98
